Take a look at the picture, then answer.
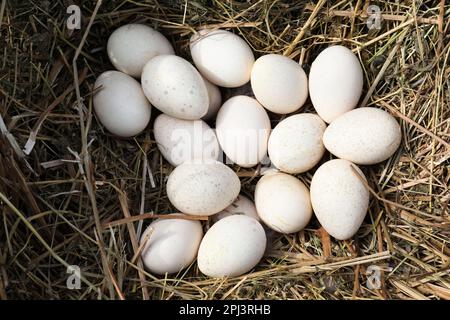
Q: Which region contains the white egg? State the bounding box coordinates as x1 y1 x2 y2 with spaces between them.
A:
201 76 222 121
310 159 370 240
268 114 326 173
141 55 209 120
140 216 203 275
309 45 363 123
255 172 312 234
215 96 271 167
197 215 266 277
211 195 259 223
251 54 308 114
167 160 240 216
107 24 174 78
153 114 220 166
93 71 151 137
323 107 402 165
190 29 255 88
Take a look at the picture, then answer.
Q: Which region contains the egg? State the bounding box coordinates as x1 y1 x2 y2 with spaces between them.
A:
190 29 255 88
255 172 312 234
153 114 220 166
166 160 240 215
323 107 402 165
197 215 266 277
268 114 326 173
251 54 308 114
140 216 203 275
201 76 222 121
107 24 174 78
141 55 209 120
215 95 271 167
310 159 370 240
309 45 363 123
211 195 259 223
93 71 151 137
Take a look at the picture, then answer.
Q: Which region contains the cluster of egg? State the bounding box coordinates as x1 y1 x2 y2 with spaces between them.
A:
93 24 402 278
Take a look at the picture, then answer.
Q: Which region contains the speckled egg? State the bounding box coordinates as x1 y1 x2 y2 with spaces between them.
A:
107 24 174 78
211 195 259 223
141 55 208 120
166 160 240 216
268 114 326 173
255 172 312 234
215 95 271 167
323 107 402 165
309 45 363 123
153 114 220 166
310 159 370 240
190 29 255 88
197 215 266 277
140 216 203 275
251 54 308 114
93 71 151 137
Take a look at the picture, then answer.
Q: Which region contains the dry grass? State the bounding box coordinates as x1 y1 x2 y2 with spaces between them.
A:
0 0 449 300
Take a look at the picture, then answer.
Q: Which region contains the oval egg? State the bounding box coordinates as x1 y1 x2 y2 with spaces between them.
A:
166 160 240 216
323 107 402 165
251 54 308 114
107 24 174 78
190 29 255 88
141 55 209 120
211 194 259 224
268 114 326 173
197 215 266 277
215 95 271 167
310 159 370 240
154 114 220 166
201 76 222 121
255 172 312 234
93 71 151 137
140 216 203 275
309 45 363 123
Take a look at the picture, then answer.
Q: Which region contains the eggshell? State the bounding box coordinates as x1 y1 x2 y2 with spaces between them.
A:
141 55 209 120
215 96 271 167
211 195 259 223
251 54 308 114
190 29 255 88
166 160 240 216
268 114 326 173
201 76 222 121
93 71 151 137
107 24 174 78
323 107 401 165
309 45 363 123
197 215 266 277
310 159 369 240
255 172 312 234
140 216 203 275
154 114 220 166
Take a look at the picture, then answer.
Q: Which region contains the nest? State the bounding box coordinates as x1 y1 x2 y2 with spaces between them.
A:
0 0 449 300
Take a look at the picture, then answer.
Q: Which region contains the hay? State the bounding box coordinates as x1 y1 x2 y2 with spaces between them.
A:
0 0 449 300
